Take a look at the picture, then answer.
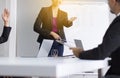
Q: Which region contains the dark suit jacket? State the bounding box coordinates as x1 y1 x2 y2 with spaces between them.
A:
34 6 73 43
79 15 120 75
0 27 11 44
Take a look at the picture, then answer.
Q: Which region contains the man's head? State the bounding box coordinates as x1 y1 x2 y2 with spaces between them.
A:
51 0 62 7
108 0 120 15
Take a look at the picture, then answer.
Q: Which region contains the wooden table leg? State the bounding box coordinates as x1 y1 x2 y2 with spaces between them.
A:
98 69 103 78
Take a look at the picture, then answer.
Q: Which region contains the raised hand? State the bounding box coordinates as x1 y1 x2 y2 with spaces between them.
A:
2 8 10 27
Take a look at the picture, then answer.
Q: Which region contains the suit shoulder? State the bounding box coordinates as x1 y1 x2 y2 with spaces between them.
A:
59 9 67 15
40 7 48 11
39 7 50 14
112 20 120 34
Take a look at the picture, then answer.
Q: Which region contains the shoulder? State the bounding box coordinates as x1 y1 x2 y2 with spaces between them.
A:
40 7 49 11
110 17 120 35
114 16 120 28
59 9 67 16
38 7 50 15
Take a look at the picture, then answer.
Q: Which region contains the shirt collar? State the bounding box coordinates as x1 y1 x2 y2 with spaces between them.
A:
117 12 120 16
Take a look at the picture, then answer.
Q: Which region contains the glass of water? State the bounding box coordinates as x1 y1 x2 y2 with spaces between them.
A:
51 49 58 57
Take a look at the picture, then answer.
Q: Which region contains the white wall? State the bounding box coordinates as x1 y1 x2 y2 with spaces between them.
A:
60 2 110 55
16 0 51 57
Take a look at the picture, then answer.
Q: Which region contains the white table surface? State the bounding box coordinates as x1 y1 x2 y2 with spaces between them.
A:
0 57 108 77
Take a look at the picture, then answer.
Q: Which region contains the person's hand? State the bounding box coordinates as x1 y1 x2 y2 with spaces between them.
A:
69 17 77 22
50 31 61 40
70 47 83 58
2 8 10 27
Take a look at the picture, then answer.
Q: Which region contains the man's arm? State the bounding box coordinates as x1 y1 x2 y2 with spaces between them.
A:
70 22 120 60
0 9 11 44
0 27 11 43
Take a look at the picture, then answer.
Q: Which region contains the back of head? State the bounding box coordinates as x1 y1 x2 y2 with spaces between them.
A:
108 0 120 14
116 0 120 3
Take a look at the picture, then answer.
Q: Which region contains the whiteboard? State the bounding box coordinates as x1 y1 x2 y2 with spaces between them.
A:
16 0 109 57
59 2 109 55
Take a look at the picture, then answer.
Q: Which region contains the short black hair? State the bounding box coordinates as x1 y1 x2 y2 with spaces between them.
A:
116 0 120 3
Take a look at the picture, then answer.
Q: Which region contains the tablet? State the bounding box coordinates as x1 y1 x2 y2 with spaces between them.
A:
74 39 84 50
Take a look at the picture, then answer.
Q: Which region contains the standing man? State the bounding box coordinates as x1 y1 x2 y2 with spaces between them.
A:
70 0 120 78
0 9 11 44
34 0 76 57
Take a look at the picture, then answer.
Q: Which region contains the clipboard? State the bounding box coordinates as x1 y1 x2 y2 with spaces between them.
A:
56 40 71 47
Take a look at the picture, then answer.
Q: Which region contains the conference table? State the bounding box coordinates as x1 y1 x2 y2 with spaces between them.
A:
0 56 109 78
